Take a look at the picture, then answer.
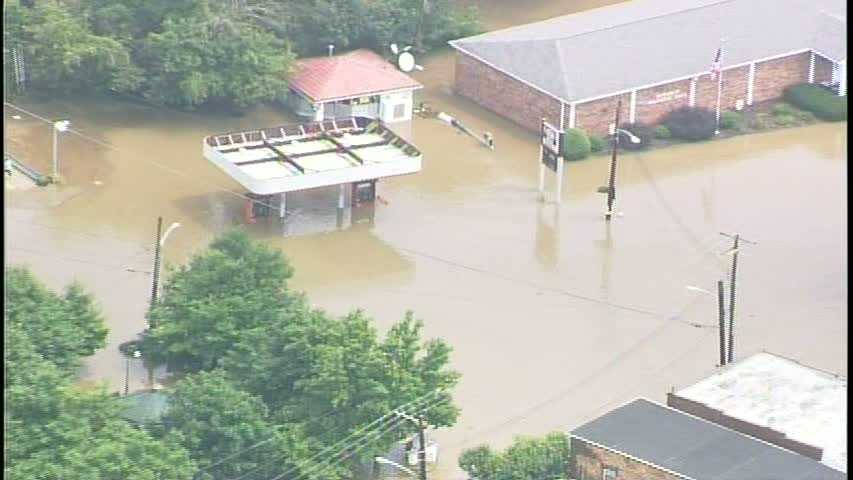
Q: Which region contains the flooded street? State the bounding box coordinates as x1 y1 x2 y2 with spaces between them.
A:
5 1 846 478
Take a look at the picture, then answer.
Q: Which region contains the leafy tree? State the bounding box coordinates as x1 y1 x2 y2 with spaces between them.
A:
459 432 570 480
143 230 298 371
5 266 108 373
161 370 316 480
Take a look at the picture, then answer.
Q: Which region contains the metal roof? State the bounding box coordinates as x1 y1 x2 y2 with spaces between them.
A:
449 0 847 103
571 398 846 480
289 49 422 103
117 392 170 425
675 352 847 473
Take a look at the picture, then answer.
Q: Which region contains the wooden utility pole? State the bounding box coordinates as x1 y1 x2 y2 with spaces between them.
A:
605 99 622 220
417 420 427 480
720 232 756 364
150 216 163 321
717 280 726 366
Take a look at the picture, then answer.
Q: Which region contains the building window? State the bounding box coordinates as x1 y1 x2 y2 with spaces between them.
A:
394 103 406 119
602 466 618 480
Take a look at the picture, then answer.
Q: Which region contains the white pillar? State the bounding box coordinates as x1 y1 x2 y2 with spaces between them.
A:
746 63 756 106
279 193 286 218
688 78 697 107
338 184 346 208
559 102 566 131
628 90 637 123
568 103 576 129
838 61 846 96
555 153 564 204
313 103 324 122
808 52 816 84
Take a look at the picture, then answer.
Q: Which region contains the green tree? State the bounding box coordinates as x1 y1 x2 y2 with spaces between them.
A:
161 370 316 480
459 432 570 480
5 266 108 373
143 230 297 371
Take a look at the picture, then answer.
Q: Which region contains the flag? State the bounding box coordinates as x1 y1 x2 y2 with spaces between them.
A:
710 46 723 80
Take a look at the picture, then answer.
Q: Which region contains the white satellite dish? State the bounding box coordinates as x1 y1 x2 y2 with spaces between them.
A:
397 52 416 73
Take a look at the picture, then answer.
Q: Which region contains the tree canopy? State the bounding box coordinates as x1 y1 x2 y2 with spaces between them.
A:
5 0 481 108
459 432 571 480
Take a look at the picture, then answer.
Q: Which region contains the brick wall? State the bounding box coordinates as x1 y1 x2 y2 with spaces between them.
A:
752 51 810 104
634 79 692 125
571 437 684 480
453 52 562 132
814 54 835 84
666 393 824 461
574 94 631 135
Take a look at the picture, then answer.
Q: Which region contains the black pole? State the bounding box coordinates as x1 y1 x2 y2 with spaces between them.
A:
150 216 163 320
717 280 726 366
124 355 130 396
418 420 427 480
605 98 622 221
727 234 739 364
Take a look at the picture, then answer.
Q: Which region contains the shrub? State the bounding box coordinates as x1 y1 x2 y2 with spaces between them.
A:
771 102 798 117
719 111 745 131
588 135 606 153
774 114 797 127
750 112 773 130
561 128 591 161
653 125 672 139
784 84 847 121
663 107 717 141
619 122 653 150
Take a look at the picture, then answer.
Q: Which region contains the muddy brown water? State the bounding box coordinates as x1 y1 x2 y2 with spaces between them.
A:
5 1 847 478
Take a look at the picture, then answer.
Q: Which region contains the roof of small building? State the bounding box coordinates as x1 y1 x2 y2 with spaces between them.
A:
289 49 423 103
449 0 847 103
117 391 170 425
571 398 846 480
674 352 847 473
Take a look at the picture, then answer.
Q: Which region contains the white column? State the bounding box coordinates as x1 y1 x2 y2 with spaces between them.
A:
568 103 576 129
808 52 816 83
559 102 566 131
313 103 324 122
555 151 564 204
338 184 346 208
628 90 637 123
279 193 286 218
746 63 756 106
838 61 846 96
688 78 697 107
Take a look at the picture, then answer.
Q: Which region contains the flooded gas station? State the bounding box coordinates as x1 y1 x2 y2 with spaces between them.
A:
4 1 847 479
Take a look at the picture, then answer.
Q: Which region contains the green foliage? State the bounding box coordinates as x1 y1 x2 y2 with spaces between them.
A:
784 83 847 121
771 102 798 117
5 266 108 373
588 135 606 153
653 125 672 139
459 432 570 480
143 229 297 371
619 122 653 150
773 114 797 127
663 106 717 141
561 128 591 161
750 112 774 130
719 111 745 131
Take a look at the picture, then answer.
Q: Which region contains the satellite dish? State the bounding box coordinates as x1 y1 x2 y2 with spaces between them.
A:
397 52 416 72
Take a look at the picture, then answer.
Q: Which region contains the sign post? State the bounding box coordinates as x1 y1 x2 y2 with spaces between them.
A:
539 118 565 203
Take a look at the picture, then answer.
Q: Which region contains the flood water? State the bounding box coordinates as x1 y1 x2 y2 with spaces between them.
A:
4 1 847 478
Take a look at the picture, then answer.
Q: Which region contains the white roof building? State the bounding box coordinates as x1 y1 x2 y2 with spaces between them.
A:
669 352 847 473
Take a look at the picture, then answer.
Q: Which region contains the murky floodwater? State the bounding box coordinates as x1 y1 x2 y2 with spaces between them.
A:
5 1 847 478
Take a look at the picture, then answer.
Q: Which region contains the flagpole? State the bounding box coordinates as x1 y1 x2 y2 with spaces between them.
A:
714 39 725 135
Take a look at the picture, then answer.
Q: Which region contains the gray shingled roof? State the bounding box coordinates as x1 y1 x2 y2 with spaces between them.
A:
449 0 847 102
571 399 846 480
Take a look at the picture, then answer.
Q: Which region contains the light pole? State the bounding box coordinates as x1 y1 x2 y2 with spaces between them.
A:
393 410 430 480
150 217 181 325
686 283 727 366
375 456 418 477
601 100 640 220
719 232 756 364
52 119 70 183
124 349 141 396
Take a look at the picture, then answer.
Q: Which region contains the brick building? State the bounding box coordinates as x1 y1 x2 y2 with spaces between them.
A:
667 351 847 473
569 398 845 480
449 0 847 136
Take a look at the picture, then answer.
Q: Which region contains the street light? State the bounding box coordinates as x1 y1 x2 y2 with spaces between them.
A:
150 218 181 316
124 349 141 396
52 119 70 183
615 128 641 144
601 99 642 221
375 456 417 477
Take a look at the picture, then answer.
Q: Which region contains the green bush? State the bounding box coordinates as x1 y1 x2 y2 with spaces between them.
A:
619 122 653 150
771 102 798 117
719 111 745 131
588 135 606 153
784 84 847 121
663 107 717 141
774 114 797 127
653 125 672 139
561 128 591 161
751 112 773 130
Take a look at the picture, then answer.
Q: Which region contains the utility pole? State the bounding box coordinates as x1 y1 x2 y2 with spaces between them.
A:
417 419 427 480
720 232 756 364
717 280 726 366
414 0 429 52
150 216 163 320
605 99 622 221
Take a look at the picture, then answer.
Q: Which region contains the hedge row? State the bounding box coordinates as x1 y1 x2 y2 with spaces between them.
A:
784 84 847 121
